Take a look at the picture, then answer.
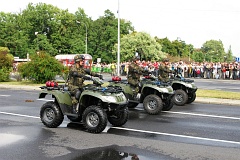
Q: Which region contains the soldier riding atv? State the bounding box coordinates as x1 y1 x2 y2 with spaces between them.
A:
108 74 174 115
108 57 174 115
38 54 129 134
157 58 197 106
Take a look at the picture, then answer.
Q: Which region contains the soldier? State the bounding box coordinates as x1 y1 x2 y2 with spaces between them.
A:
127 56 145 98
158 58 172 83
67 54 103 113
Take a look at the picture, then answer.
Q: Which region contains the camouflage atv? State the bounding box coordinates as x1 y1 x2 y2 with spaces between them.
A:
108 75 174 115
38 77 129 134
170 74 198 106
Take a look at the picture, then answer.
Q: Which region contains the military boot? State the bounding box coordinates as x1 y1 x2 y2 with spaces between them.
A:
72 98 79 113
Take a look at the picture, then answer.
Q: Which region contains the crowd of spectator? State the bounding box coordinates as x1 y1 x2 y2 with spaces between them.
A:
93 60 240 80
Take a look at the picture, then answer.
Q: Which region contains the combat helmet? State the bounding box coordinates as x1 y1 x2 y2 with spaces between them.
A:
162 58 169 62
74 54 85 63
133 56 140 61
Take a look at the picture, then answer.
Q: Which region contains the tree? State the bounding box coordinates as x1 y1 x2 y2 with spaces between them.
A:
114 32 167 62
201 40 225 62
155 37 175 56
225 45 234 62
18 51 64 83
90 10 134 63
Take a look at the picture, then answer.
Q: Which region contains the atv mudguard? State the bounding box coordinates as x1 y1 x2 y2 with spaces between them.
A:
39 88 73 113
171 79 198 92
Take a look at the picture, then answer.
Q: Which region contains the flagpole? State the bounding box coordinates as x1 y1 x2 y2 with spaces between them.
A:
117 0 120 76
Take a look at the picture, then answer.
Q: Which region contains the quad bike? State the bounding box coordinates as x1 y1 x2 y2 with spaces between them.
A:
108 75 174 115
38 77 129 134
170 74 198 106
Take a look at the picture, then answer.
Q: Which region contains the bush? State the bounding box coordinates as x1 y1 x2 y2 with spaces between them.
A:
0 47 13 82
18 51 65 83
0 67 11 82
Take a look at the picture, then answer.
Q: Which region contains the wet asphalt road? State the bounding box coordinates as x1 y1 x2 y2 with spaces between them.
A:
0 89 240 160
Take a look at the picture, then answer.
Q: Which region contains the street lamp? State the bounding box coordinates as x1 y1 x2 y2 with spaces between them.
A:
76 20 87 54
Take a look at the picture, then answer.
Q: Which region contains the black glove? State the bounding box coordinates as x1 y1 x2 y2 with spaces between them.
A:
99 75 104 80
83 75 91 80
95 73 103 80
84 69 91 74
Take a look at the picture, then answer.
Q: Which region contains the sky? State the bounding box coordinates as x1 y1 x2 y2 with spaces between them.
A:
1 0 240 57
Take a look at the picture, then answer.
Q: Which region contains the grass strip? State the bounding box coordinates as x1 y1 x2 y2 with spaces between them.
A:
197 89 240 100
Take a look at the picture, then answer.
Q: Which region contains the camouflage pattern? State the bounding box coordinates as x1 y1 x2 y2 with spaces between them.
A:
67 64 86 90
127 62 144 87
158 63 172 82
67 63 100 104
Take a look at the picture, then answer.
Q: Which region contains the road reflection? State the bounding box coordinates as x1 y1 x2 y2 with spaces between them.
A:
0 133 25 147
71 145 162 160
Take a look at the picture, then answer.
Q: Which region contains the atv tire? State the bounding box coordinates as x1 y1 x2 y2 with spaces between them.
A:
143 94 163 115
108 107 129 126
187 92 196 104
172 89 188 106
40 101 64 128
82 105 107 133
162 99 174 111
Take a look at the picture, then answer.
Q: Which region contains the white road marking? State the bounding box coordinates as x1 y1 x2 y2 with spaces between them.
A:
0 95 10 97
112 127 240 145
162 111 240 120
0 111 40 119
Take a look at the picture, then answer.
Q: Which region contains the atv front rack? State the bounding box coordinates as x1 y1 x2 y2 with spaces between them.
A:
83 84 123 93
170 78 194 83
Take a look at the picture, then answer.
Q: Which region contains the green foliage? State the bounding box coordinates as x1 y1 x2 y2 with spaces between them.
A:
201 40 225 62
0 47 13 69
0 2 233 64
0 67 11 82
18 51 64 83
192 50 204 62
89 9 134 63
0 47 13 82
115 32 167 62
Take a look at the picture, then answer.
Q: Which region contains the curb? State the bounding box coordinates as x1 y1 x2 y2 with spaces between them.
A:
195 97 240 106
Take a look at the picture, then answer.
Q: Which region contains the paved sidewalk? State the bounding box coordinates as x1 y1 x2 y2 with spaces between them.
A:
0 84 240 106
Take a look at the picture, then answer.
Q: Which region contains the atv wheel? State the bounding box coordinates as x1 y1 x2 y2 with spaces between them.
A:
127 102 139 108
67 115 82 122
162 99 174 111
143 94 163 115
82 105 107 133
108 107 129 126
172 89 188 106
40 101 64 128
187 92 196 104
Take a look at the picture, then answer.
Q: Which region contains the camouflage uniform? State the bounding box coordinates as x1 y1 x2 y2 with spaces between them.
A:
127 58 144 93
158 62 172 83
67 55 102 105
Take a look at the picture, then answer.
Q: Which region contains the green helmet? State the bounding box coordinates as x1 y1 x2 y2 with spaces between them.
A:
74 55 85 62
133 56 140 61
162 58 169 62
